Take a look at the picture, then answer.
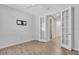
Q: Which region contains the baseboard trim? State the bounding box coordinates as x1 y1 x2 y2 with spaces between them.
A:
72 48 79 52
0 40 33 50
38 40 48 42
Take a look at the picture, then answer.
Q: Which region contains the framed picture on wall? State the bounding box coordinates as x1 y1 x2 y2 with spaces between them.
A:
17 20 27 26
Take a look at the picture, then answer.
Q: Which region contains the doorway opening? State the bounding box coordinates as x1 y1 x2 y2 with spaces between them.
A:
48 12 61 41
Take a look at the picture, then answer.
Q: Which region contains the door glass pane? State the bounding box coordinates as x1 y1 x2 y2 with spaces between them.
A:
62 9 72 48
40 17 46 40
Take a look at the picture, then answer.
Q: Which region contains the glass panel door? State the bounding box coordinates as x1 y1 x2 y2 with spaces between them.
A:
39 16 46 41
61 7 72 50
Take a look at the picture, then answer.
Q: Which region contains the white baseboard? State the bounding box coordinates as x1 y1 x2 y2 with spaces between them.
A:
72 48 79 51
0 39 33 49
38 40 48 42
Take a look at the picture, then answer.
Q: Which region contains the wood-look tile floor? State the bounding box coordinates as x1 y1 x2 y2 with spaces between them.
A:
0 36 78 55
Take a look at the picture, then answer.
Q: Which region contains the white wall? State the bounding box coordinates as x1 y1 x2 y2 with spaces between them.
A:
35 4 79 51
0 5 36 48
0 4 79 51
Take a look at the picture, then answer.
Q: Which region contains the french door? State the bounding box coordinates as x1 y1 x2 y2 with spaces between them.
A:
39 16 47 42
61 7 72 50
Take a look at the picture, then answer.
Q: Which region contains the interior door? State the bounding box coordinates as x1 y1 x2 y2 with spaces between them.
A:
39 16 46 42
61 7 72 50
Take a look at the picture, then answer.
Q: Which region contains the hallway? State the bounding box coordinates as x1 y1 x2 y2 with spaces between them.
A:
0 36 78 55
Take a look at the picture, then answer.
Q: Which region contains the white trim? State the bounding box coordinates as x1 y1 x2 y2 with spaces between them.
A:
62 44 71 50
72 48 79 52
38 40 48 42
0 39 32 49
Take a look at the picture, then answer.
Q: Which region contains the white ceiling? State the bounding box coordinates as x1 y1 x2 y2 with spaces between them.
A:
6 4 53 15
5 4 76 16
